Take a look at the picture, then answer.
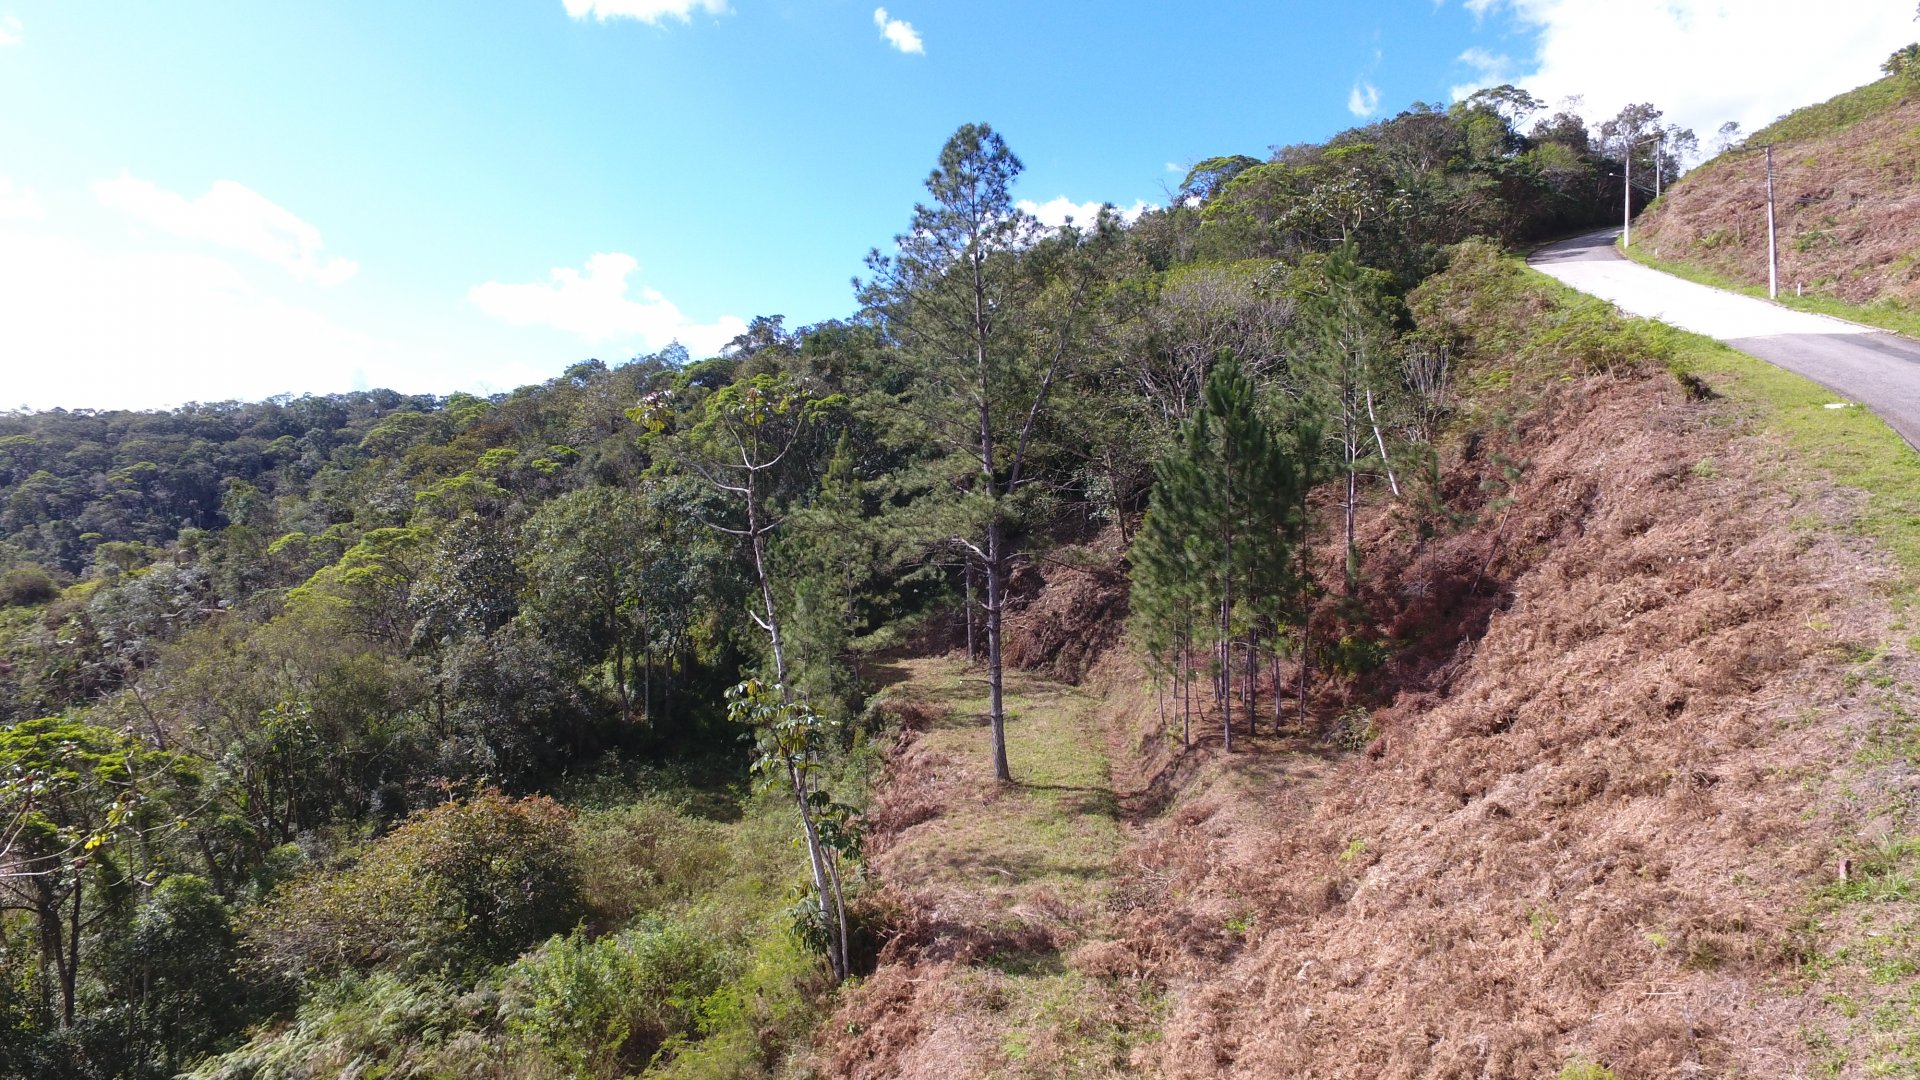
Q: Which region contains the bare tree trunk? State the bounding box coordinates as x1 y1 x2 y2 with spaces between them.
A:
1181 632 1192 749
1244 637 1257 737
1366 389 1400 497
1345 437 1359 595
965 563 977 662
984 522 1012 783
62 876 80 1028
1272 645 1284 730
613 633 630 726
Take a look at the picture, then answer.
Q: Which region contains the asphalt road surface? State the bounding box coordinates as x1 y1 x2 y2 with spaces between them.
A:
1529 229 1920 449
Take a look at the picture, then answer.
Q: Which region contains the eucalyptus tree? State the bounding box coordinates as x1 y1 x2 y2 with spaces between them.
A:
859 122 1116 783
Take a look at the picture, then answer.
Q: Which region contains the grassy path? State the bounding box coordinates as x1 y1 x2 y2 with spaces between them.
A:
846 656 1154 1079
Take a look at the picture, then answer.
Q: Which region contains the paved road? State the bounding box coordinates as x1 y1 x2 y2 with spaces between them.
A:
1529 229 1920 448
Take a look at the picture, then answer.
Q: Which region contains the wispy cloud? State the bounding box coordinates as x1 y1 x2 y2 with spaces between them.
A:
562 0 727 25
1017 197 1151 231
1347 81 1381 118
469 252 746 359
0 15 22 47
0 177 42 220
872 7 924 54
1450 45 1515 99
92 174 358 286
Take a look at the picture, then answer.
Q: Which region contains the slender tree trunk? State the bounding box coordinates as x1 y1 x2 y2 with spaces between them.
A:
1181 632 1192 749
61 876 80 1028
785 757 845 981
1272 644 1284 730
984 523 1012 783
1220 599 1233 752
1344 436 1359 595
965 563 977 662
613 633 630 726
1244 637 1257 737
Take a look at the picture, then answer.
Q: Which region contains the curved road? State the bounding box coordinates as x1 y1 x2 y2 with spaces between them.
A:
1529 229 1920 449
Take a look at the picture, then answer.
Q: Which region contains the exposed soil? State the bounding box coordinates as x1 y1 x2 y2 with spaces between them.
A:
1635 95 1920 309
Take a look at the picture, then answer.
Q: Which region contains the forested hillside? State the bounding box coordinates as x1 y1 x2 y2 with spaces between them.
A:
0 87 1715 1079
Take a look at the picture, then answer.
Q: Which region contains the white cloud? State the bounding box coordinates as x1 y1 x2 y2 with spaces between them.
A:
0 15 21 47
1347 80 1381 118
1463 0 1500 18
1017 197 1151 231
873 7 924 54
469 252 746 358
1467 0 1917 140
0 177 42 220
1450 45 1516 100
92 174 358 286
0 233 434 410
562 0 727 24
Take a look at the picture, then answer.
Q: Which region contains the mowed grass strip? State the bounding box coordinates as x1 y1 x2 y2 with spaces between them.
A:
878 656 1123 912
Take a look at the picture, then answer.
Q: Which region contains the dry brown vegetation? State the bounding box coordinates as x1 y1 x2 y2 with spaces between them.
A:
817 258 1920 1077
1113 368 1915 1078
1635 89 1920 310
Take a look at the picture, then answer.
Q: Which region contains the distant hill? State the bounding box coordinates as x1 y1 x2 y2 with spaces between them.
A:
1633 70 1920 321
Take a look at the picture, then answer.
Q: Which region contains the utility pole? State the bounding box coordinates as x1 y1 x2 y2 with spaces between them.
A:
1764 144 1778 299
1623 150 1633 246
1655 130 1664 198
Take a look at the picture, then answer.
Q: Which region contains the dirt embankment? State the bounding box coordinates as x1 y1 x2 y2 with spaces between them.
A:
1114 366 1911 1077
820 261 1920 1077
1635 85 1920 310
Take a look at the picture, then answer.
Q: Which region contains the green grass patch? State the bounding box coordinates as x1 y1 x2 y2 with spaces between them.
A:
1748 74 1913 146
868 658 1152 1078
876 659 1126 910
1619 242 1920 340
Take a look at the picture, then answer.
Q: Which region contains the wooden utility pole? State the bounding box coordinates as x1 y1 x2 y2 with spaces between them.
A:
1764 144 1779 300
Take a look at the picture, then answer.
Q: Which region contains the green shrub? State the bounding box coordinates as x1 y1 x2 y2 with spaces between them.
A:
252 790 582 977
184 971 524 1080
1559 1059 1620 1080
504 919 731 1077
0 564 58 608
650 930 827 1080
572 798 732 930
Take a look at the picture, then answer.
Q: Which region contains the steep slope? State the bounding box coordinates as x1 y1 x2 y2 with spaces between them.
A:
1633 74 1920 321
824 247 1920 1078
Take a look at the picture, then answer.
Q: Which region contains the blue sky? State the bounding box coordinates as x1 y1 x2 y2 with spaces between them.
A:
1 0 1912 410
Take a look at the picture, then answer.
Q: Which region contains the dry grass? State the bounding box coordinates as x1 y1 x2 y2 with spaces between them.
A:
1634 91 1920 319
818 658 1156 1080
1106 364 1917 1078
818 254 1920 1077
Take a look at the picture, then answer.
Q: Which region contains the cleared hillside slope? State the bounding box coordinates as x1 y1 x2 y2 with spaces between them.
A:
818 245 1920 1078
1632 74 1920 329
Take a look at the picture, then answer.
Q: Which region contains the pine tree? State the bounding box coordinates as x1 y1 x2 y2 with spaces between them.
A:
1130 353 1306 750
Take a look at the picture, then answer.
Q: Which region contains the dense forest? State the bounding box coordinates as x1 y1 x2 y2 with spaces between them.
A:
0 88 1687 1078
